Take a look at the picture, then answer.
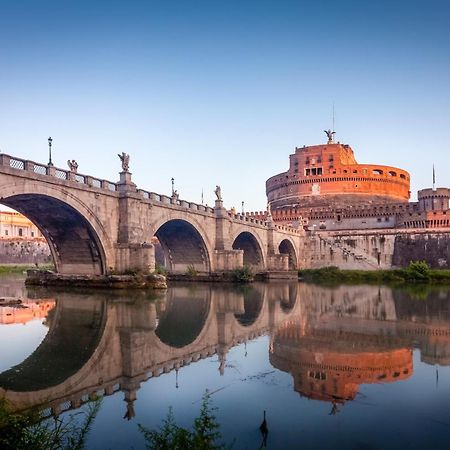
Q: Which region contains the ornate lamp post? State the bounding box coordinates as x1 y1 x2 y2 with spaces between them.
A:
171 177 174 195
47 136 53 166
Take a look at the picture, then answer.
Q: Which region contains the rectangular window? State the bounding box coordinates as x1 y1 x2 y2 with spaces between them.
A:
305 169 310 176
317 168 323 175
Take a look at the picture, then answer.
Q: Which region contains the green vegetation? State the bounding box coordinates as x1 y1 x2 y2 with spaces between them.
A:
154 264 168 275
0 397 100 450
186 265 199 278
139 393 231 450
0 264 54 275
232 265 254 283
299 262 450 285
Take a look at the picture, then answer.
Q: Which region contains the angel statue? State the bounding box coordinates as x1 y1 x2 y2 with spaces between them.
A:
67 159 78 172
324 129 335 144
214 185 222 201
118 152 130 172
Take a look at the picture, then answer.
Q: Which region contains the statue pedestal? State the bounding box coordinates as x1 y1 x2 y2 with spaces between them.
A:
215 199 223 209
118 171 136 192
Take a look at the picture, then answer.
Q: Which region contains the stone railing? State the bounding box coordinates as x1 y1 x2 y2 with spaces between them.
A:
137 189 215 214
0 154 118 192
227 211 268 227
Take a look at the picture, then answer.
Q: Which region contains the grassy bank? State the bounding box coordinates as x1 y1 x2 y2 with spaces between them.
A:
0 264 54 275
299 262 450 285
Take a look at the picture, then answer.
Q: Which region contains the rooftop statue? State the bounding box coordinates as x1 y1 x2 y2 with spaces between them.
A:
118 152 130 172
324 129 335 144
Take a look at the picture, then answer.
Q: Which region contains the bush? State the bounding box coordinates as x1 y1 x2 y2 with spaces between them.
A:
0 397 101 450
233 266 253 282
404 261 431 282
139 393 230 450
186 265 198 277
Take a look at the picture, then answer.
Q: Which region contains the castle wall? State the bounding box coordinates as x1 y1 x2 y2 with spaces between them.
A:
300 230 450 270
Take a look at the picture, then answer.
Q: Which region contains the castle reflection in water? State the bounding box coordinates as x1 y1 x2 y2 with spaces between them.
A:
1 281 449 419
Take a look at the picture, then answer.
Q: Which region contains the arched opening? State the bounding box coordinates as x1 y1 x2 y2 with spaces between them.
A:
0 195 106 275
0 297 106 391
232 232 264 271
234 285 265 326
155 219 210 274
279 239 297 270
155 288 210 348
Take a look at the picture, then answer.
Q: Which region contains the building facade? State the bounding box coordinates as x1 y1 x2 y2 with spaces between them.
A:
0 211 44 239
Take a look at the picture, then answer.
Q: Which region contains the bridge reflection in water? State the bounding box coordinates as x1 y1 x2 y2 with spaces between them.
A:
1 282 450 421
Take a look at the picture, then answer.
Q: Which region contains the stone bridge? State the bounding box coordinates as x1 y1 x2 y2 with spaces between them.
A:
0 154 302 276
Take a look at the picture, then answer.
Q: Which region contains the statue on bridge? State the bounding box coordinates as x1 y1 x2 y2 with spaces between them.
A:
214 185 222 201
118 152 130 172
67 160 78 173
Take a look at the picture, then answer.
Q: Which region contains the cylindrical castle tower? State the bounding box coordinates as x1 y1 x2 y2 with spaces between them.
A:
266 135 410 211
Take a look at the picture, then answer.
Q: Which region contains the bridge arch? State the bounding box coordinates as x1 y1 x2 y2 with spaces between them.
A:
0 183 113 275
278 238 298 270
153 219 211 273
232 231 265 271
155 287 211 348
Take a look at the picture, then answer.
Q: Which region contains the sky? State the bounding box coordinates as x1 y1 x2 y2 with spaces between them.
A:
1 0 449 212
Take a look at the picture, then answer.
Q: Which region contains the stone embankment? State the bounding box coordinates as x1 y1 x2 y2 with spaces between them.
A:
0 239 51 265
25 270 167 289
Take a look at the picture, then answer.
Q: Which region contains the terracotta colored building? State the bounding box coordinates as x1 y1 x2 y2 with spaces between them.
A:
262 131 450 231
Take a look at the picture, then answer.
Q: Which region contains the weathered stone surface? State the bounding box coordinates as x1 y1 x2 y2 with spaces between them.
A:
392 234 450 268
0 239 51 264
25 270 168 289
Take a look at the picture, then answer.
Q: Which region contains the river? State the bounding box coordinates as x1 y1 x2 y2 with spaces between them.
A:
1 274 450 449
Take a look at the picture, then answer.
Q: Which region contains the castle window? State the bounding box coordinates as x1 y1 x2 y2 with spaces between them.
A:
377 218 382 222
317 157 322 163
353 170 357 174
5 230 8 236
31 231 35 237
389 171 397 176
18 228 23 237
400 174 406 179
372 169 383 175
305 168 310 176
317 168 322 175
343 170 348 174
305 158 310 165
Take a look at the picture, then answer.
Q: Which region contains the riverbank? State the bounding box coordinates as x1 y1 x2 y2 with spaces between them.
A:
299 263 450 285
0 264 54 275
25 270 167 289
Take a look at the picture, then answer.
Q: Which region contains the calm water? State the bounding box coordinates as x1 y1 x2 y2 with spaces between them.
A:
1 275 450 449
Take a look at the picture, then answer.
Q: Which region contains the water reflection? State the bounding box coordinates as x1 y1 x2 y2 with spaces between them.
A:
1 281 449 423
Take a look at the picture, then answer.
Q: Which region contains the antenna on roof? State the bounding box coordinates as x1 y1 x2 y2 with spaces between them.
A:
433 164 436 190
332 102 335 133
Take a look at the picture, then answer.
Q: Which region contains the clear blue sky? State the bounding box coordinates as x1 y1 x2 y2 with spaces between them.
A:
1 0 449 211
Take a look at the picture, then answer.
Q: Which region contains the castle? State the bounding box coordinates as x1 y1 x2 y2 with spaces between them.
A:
263 130 449 232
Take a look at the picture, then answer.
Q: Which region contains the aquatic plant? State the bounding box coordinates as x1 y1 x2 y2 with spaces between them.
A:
0 398 101 450
139 392 231 450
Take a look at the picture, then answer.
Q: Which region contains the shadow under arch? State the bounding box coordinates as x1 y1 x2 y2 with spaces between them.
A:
155 219 211 273
232 231 264 271
0 296 107 392
279 239 297 270
0 194 106 275
155 286 211 348
234 284 265 326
